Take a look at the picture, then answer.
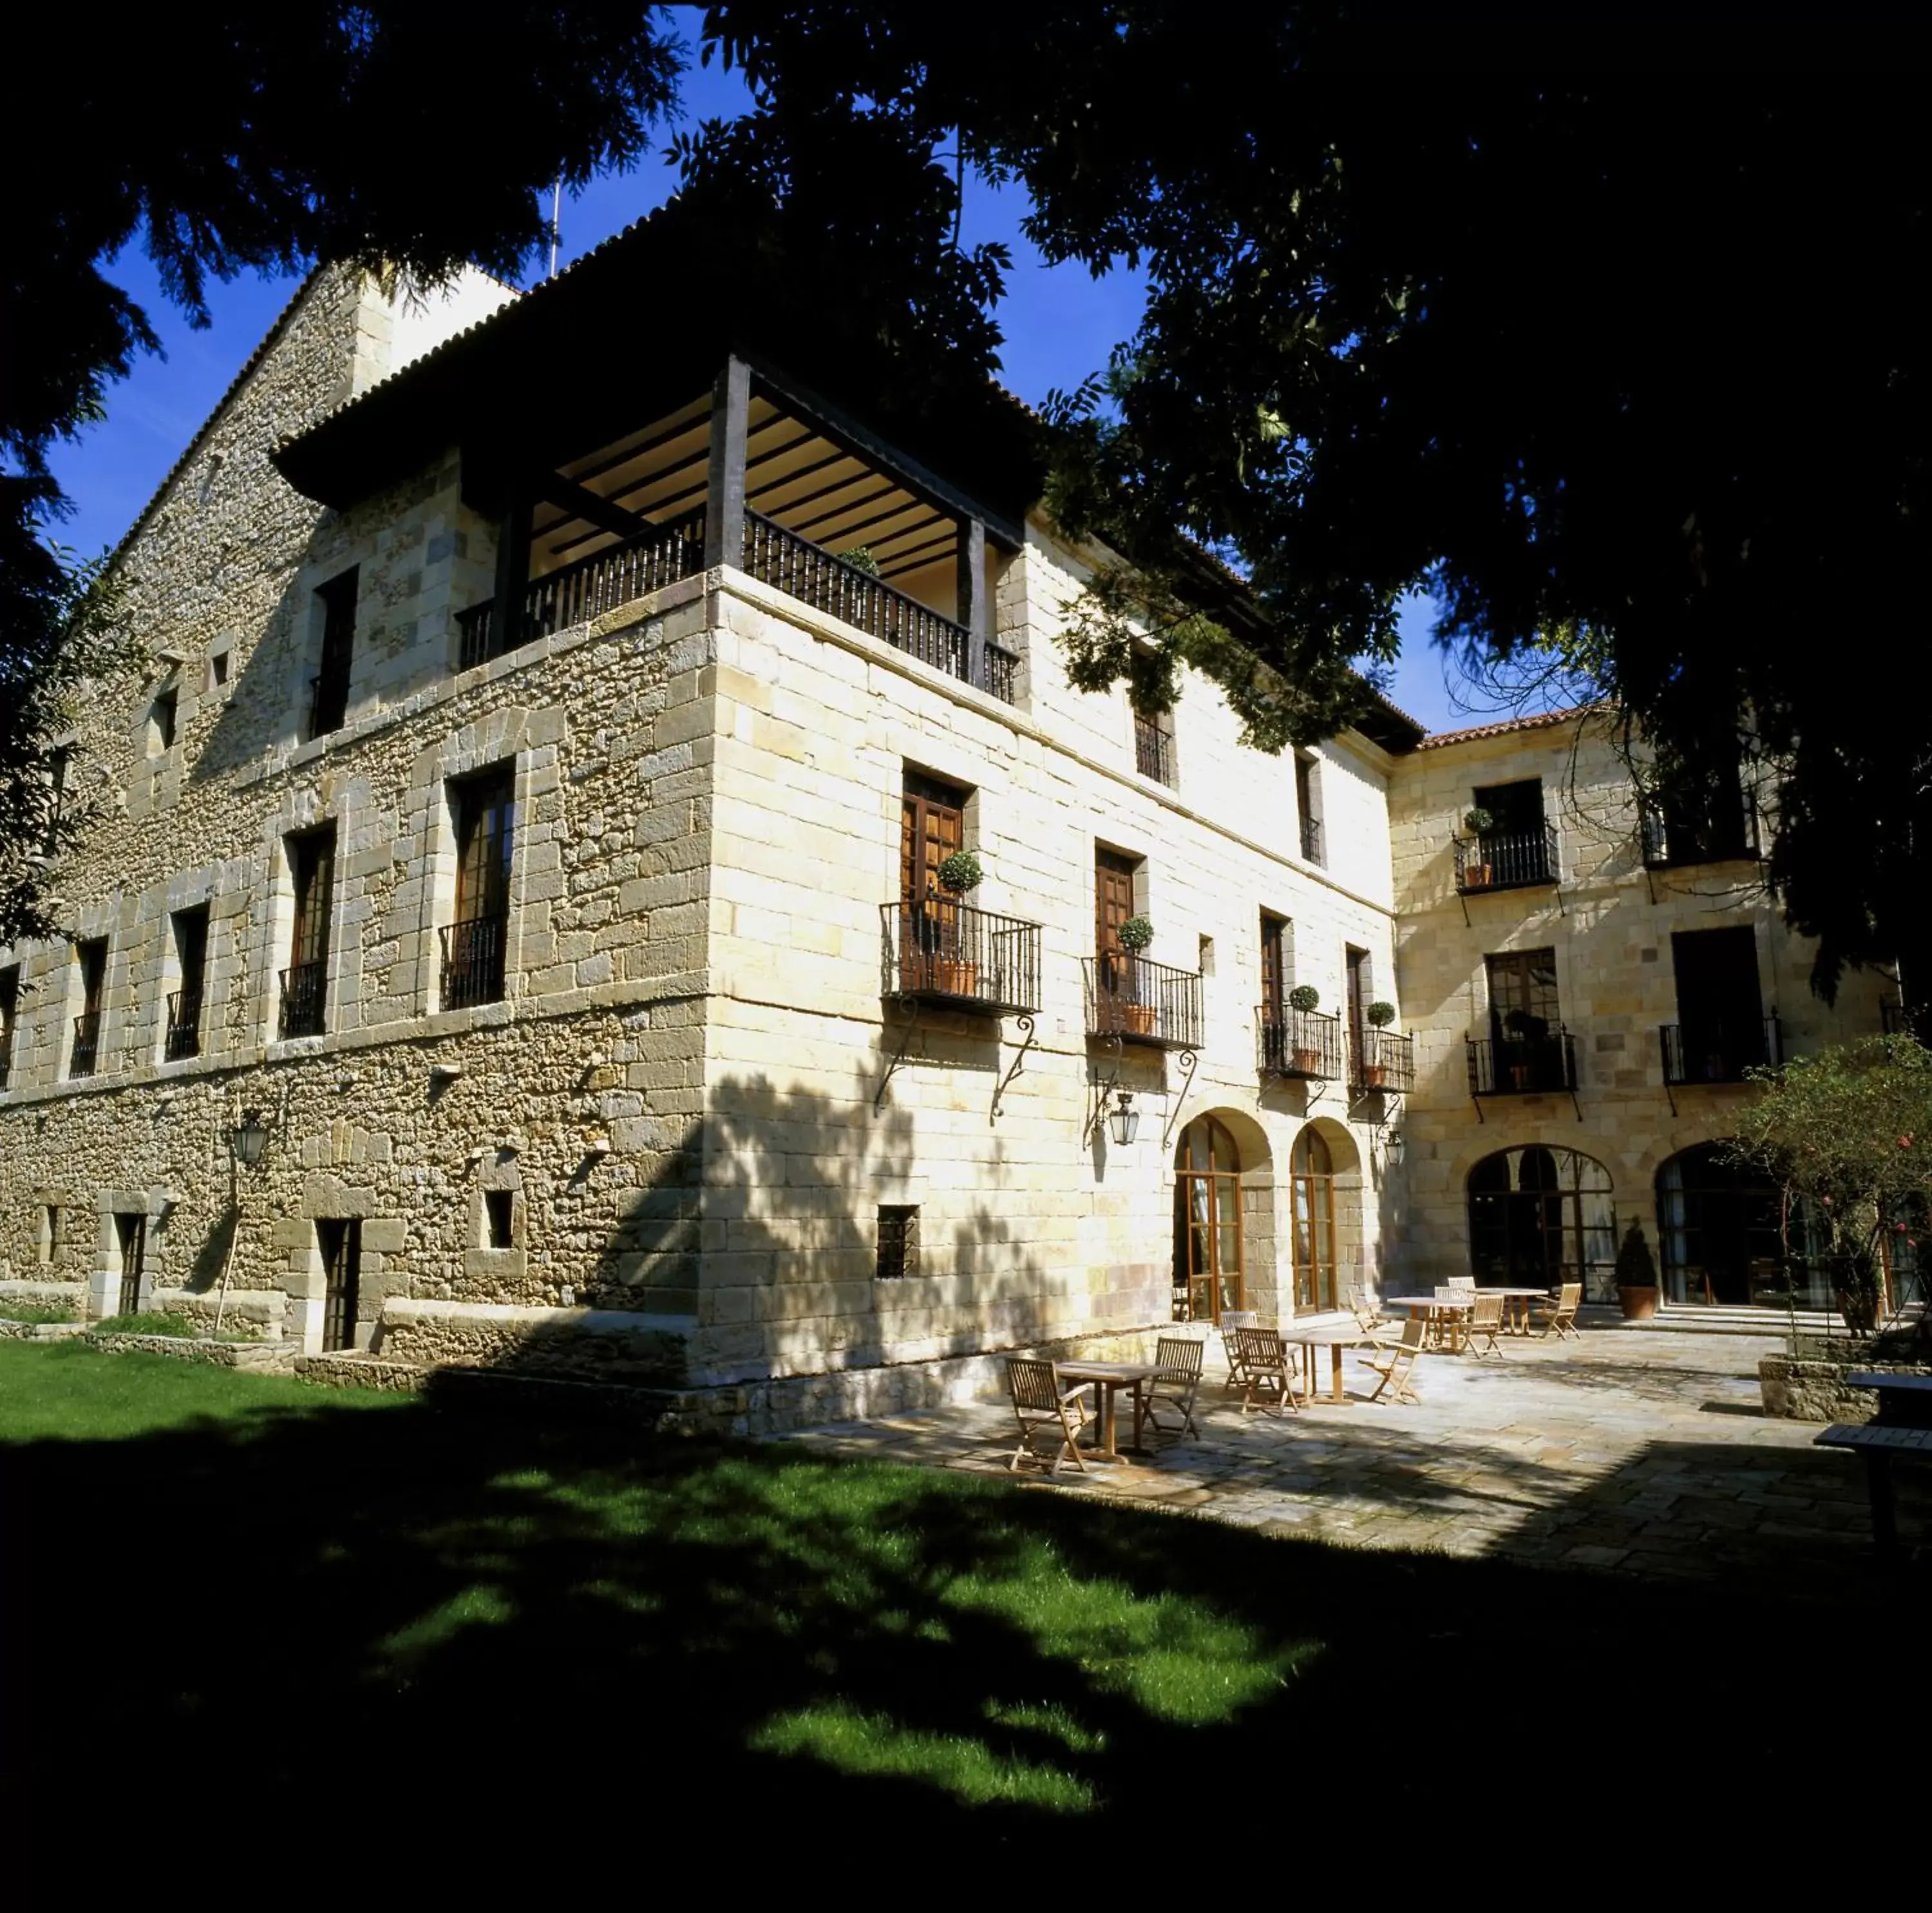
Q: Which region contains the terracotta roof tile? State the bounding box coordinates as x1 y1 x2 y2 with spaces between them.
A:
1415 703 1604 750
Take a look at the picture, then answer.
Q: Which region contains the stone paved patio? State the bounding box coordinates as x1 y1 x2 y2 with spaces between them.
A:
773 1322 1928 1595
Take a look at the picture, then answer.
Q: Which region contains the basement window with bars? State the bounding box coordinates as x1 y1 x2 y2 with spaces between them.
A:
876 1204 920 1281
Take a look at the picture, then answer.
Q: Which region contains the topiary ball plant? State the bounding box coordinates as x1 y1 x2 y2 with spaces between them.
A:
1287 984 1321 1013
1118 914 1155 953
1366 999 1396 1028
1463 806 1496 836
936 848 983 894
837 546 882 576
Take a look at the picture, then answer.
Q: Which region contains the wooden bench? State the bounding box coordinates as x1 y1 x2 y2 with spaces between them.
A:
1814 1422 1932 1561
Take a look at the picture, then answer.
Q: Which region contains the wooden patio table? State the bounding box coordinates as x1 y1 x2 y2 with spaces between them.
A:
1485 1286 1558 1335
1382 1293 1474 1351
1279 1320 1374 1404
1846 1371 1932 1430
1056 1360 1160 1462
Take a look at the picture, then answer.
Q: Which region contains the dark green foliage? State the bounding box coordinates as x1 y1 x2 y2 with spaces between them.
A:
1614 1221 1659 1293
0 1302 77 1325
694 8 1932 1002
936 848 983 894
1287 984 1320 1013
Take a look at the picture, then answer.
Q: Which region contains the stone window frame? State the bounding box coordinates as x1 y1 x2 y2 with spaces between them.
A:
413 708 540 1024
89 1187 171 1322
204 632 236 698
261 787 348 1054
147 684 180 757
466 1149 527 1288
285 1178 395 1355
151 868 229 1071
284 547 372 750
65 924 115 1082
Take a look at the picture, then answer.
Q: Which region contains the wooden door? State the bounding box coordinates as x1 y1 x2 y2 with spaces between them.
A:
1291 1128 1338 1313
454 768 515 926
1174 1116 1244 1322
1346 946 1370 1055
115 1212 146 1317
1671 927 1762 1073
900 773 967 904
1260 913 1289 1018
290 830 335 971
317 1218 361 1354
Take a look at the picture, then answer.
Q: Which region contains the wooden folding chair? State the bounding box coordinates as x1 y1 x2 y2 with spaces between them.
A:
1233 1326 1300 1416
1530 1280 1584 1342
1220 1310 1258 1393
1464 1291 1505 1358
1342 1282 1385 1333
1362 1315 1426 1405
1143 1335 1208 1439
1007 1357 1088 1475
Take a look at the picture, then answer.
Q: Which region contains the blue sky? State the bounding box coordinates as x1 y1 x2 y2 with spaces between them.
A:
46 29 1466 732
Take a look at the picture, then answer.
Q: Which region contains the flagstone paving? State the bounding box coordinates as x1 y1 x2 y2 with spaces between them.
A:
773 1322 1927 1595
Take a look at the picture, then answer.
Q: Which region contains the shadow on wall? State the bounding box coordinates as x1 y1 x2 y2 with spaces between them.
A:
3 1348 1915 1884
620 1071 1053 1381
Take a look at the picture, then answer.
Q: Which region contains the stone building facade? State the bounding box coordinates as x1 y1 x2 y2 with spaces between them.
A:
0 245 1415 1411
1387 709 1893 1313
0 236 1891 1415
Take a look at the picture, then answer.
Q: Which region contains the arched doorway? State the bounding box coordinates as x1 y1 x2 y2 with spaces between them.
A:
1466 1145 1616 1299
1173 1115 1245 1322
1656 1143 1828 1308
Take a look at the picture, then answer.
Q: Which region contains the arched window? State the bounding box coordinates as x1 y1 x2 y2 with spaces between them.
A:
1174 1116 1243 1322
1466 1147 1616 1299
1291 1127 1338 1314
1656 1144 1828 1308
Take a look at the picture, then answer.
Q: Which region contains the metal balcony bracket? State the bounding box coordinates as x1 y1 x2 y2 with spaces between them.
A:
1553 879 1567 918
1469 1089 1487 1125
874 1002 924 1112
1087 1034 1126 1146
1568 1085 1583 1123
1457 890 1473 929
1644 862 1662 908
1161 1049 1200 1152
1664 1078 1678 1122
990 1014 1036 1125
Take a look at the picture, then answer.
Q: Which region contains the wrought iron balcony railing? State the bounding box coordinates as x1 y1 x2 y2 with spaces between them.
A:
1639 801 1761 870
1300 815 1324 866
742 512 1018 705
279 960 328 1040
1352 1026 1416 1095
1084 953 1204 1051
164 989 202 1061
1258 1005 1345 1080
1661 1014 1782 1086
455 504 1022 705
459 507 708 670
70 1010 102 1080
1467 1029 1579 1096
1134 712 1176 786
440 913 509 1011
1454 821 1560 893
880 901 1043 1016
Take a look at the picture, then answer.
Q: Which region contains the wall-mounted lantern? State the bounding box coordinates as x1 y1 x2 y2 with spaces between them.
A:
1107 1091 1139 1147
230 1107 270 1168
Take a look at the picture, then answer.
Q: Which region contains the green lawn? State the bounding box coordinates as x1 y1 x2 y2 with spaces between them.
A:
0 1341 1895 1873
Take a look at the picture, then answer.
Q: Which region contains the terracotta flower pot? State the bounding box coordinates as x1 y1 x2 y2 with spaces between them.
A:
1466 862 1492 888
933 959 979 999
1363 1063 1388 1089
1291 1046 1322 1075
1617 1284 1658 1321
1122 1002 1157 1036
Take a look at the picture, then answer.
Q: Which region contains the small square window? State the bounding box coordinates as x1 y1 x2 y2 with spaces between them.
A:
484 1189 515 1249
38 1204 64 1265
209 649 231 690
150 689 178 754
876 1204 919 1280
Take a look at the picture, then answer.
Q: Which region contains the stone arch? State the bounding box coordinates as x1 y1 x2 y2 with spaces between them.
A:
1288 1118 1365 1313
1171 1108 1275 1322
1465 1143 1616 1299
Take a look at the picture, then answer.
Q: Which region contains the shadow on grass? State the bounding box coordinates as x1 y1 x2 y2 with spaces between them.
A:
1 1344 1914 1881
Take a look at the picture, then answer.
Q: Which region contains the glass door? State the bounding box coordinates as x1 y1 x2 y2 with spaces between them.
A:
1291 1128 1338 1312
1174 1116 1244 1322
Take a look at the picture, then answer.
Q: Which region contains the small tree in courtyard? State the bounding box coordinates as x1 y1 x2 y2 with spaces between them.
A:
1724 1035 1932 1343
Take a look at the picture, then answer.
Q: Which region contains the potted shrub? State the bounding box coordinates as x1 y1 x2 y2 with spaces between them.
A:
1117 914 1157 1034
932 849 983 996
1614 1217 1660 1321
1287 983 1322 1073
1502 1006 1546 1089
1361 999 1397 1086
1463 806 1496 888
837 546 882 577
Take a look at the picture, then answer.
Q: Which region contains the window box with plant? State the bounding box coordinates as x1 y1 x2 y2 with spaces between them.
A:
1288 984 1323 1074
932 849 983 997
1116 915 1157 1035
1360 1000 1397 1087
1461 807 1495 888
